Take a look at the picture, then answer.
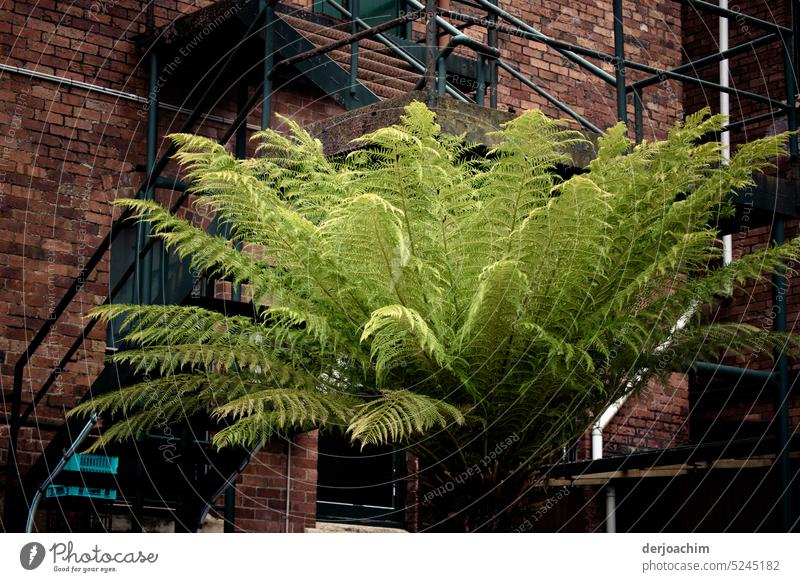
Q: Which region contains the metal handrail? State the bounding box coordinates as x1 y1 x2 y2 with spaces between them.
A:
320 0 472 102
273 9 424 72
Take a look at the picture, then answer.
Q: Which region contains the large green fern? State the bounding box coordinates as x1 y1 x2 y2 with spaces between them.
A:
73 102 799 530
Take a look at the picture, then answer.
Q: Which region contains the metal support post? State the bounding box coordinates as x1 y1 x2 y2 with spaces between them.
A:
612 0 627 124
633 89 643 143
350 0 359 95
476 54 486 106
772 215 792 532
425 0 437 107
261 0 274 131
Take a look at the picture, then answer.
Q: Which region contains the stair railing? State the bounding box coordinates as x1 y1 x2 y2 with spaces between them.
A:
2 0 274 527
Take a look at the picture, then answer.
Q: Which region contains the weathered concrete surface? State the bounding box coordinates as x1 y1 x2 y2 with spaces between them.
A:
306 522 408 533
306 91 599 167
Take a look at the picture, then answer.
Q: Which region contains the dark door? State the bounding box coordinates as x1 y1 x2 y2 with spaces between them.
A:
316 433 406 527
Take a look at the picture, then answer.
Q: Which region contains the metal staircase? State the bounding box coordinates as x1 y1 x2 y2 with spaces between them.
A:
2 0 798 532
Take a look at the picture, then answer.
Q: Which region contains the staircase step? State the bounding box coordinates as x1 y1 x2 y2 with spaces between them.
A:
333 55 418 93
45 485 118 501
360 79 407 100
325 47 417 80
63 454 119 475
281 14 400 54
281 15 415 73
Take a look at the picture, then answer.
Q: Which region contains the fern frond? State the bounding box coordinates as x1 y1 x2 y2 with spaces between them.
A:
347 390 464 447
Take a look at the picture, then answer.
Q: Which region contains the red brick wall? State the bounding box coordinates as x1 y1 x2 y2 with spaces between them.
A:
227 430 319 532
492 0 683 137
604 375 691 455
576 375 691 461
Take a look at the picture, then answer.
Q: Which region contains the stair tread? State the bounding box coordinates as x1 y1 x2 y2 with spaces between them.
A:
281 14 398 54
333 56 418 92
281 14 415 72
329 51 419 84
361 80 406 99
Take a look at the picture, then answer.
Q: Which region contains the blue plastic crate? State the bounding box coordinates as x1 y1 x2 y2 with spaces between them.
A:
62 454 119 475
45 485 117 501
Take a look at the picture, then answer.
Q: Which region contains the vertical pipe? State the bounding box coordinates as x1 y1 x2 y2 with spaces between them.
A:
236 83 248 159
404 0 412 40
137 2 158 307
633 89 643 143
284 439 292 532
772 215 791 532
605 485 617 533
476 54 486 106
350 0 359 95
488 0 498 109
132 6 157 532
131 454 144 532
612 0 627 124
784 29 798 158
425 0 437 107
438 0 450 49
232 83 248 303
719 0 733 267
261 0 274 131
437 54 447 97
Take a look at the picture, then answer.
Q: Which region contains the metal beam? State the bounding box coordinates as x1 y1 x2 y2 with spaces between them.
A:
630 33 779 91
497 61 603 133
467 0 616 85
674 0 793 35
692 361 775 382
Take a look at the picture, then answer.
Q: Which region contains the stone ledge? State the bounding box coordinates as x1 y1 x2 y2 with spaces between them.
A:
306 522 408 533
306 91 599 167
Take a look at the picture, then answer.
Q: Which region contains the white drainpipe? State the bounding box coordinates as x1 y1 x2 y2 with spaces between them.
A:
591 393 629 533
593 305 697 532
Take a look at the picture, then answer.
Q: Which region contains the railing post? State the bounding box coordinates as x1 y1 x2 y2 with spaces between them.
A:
772 215 792 532
4 364 24 529
633 89 643 143
612 0 627 124
261 0 274 131
425 0 437 106
231 82 248 303
404 0 413 40
783 30 797 158
437 53 447 97
224 485 236 532
137 0 159 306
350 0 359 95
476 54 486 106
488 0 498 108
